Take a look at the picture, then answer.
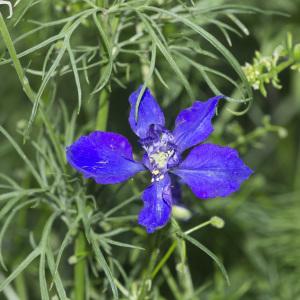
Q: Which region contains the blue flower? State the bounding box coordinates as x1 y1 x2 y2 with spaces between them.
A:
66 87 252 233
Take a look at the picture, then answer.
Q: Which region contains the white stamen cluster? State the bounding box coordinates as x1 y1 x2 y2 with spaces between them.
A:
151 174 165 183
149 152 169 169
149 150 174 182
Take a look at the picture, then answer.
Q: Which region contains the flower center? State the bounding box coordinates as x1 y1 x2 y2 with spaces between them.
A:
140 125 180 182
150 151 172 169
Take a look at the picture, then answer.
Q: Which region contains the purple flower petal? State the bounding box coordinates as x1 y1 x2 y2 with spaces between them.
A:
173 143 252 199
170 174 182 205
66 131 145 184
129 86 165 139
138 174 172 233
173 96 222 153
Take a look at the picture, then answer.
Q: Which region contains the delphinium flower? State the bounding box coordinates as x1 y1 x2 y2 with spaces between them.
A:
66 87 252 233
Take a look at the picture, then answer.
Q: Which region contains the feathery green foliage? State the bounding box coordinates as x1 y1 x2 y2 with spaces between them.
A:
0 0 299 299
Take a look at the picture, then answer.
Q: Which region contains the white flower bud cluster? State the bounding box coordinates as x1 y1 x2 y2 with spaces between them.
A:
242 49 283 97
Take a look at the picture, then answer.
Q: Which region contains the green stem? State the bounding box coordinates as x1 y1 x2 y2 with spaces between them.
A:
14 263 28 300
184 220 212 235
96 88 109 131
151 240 177 279
229 124 285 148
259 58 294 83
74 90 110 300
138 233 161 300
0 13 66 170
74 232 87 300
97 0 106 7
276 58 294 73
0 13 34 102
95 0 111 132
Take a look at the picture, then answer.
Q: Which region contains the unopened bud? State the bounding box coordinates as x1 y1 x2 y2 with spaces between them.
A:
210 216 225 229
278 128 288 138
68 255 77 265
172 205 192 221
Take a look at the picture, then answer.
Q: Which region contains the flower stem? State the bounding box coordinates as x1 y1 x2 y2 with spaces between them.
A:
259 58 294 83
96 88 109 131
137 233 161 300
73 84 110 300
74 231 86 300
184 220 212 235
151 240 177 279
0 13 34 104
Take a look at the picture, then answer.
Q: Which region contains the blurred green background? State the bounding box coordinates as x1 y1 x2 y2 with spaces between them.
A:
0 1 300 299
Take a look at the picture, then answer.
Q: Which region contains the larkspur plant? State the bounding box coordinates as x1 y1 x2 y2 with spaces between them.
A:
2 1 297 298
67 86 252 233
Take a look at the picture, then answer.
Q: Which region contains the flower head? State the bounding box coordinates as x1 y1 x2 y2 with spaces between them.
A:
66 86 252 233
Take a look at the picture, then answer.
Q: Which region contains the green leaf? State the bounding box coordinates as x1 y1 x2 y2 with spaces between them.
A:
138 12 194 101
46 247 68 300
0 248 41 292
39 213 59 300
67 42 82 114
0 199 38 270
178 232 230 285
0 126 45 187
51 220 79 291
92 13 113 94
143 6 253 102
134 42 157 121
89 230 118 299
103 238 145 251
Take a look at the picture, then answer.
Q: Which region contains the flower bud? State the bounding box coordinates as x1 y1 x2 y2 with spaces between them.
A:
210 216 225 229
172 205 192 221
68 255 77 265
278 128 288 138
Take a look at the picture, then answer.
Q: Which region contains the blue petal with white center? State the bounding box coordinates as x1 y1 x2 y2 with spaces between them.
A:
129 86 165 139
173 96 222 153
173 143 253 199
138 174 172 233
66 131 145 184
